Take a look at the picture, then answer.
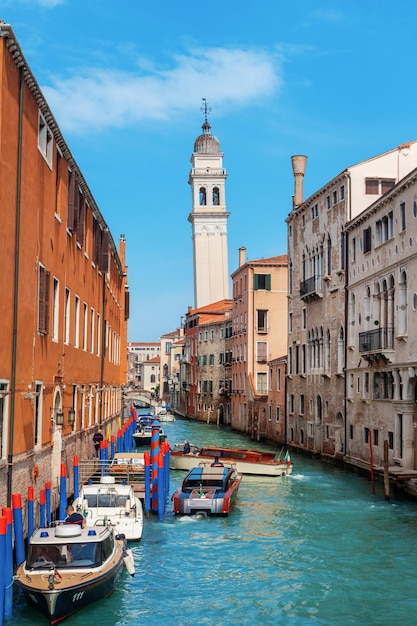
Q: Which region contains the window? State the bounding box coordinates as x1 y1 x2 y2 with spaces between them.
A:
366 179 395 195
64 288 70 345
332 190 338 205
199 187 206 205
256 342 267 363
365 180 379 194
302 308 306 330
275 407 280 422
256 373 267 394
400 202 406 232
52 277 59 342
254 274 271 290
257 309 268 333
90 308 95 353
96 313 101 356
83 303 88 350
311 204 318 219
74 295 80 348
327 236 332 274
38 265 50 336
38 111 53 167
381 180 395 194
352 237 356 262
363 226 372 254
212 187 220 205
326 195 330 209
34 382 43 447
376 211 393 245
209 354 214 366
340 185 345 200
300 394 305 414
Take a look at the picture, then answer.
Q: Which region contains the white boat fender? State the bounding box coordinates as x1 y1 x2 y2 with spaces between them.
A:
123 547 135 577
125 498 131 514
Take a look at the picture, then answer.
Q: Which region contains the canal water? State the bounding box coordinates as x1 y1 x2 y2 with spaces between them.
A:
10 417 417 625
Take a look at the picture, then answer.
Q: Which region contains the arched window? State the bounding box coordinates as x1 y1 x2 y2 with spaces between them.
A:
199 187 206 206
337 326 345 374
325 329 331 373
327 235 332 275
398 270 407 336
349 293 355 346
150 374 156 383
212 187 220 205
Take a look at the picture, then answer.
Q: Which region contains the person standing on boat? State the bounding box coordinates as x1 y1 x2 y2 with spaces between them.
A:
183 440 191 454
93 429 104 457
65 504 85 528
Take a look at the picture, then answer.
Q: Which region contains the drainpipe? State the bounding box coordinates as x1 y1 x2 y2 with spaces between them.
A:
7 65 24 506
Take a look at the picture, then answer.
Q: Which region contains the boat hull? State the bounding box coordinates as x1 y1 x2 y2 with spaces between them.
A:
170 447 292 477
14 525 129 625
18 561 123 625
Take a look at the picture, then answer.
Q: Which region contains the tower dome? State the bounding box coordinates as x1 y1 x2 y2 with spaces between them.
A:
194 119 220 154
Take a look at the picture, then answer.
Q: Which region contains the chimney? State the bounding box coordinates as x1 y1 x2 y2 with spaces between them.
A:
291 155 307 208
239 246 246 267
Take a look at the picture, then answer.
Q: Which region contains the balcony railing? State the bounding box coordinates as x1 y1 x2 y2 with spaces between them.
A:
300 275 323 299
359 327 394 353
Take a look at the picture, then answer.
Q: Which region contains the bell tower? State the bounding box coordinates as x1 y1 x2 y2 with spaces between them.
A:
188 100 230 308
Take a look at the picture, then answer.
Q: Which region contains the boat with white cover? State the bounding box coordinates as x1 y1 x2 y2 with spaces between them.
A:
73 475 143 541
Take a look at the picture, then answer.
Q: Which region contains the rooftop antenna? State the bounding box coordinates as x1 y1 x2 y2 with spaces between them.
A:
200 98 212 122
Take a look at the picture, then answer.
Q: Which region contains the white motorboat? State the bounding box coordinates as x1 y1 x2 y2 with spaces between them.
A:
73 475 143 541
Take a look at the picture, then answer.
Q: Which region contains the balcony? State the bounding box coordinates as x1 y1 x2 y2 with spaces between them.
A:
359 327 395 363
300 275 323 301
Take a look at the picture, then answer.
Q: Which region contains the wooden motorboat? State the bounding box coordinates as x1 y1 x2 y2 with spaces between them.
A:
73 475 143 541
170 444 293 477
172 463 242 516
133 416 166 446
108 452 146 499
14 523 134 624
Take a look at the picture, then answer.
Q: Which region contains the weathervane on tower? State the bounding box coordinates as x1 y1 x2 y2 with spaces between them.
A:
201 98 212 122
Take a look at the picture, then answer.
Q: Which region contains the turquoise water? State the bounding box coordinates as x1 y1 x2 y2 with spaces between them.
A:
10 418 417 625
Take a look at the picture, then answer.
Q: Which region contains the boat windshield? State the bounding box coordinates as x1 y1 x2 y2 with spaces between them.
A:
26 536 114 570
84 493 129 508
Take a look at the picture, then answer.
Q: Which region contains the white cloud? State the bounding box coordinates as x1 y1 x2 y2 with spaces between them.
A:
5 0 65 6
42 46 283 133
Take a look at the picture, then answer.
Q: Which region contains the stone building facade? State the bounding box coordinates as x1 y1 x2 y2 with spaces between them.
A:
345 166 417 471
286 142 417 459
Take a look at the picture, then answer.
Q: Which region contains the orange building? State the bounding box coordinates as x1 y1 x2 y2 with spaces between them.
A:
0 23 129 507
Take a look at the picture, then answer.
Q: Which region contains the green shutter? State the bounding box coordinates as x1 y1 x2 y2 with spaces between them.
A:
254 274 259 290
266 274 271 291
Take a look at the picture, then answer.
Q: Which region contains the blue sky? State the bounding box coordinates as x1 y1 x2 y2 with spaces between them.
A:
3 1 417 341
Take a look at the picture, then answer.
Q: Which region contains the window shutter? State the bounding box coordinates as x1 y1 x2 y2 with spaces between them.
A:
254 274 259 290
38 267 50 335
266 274 271 291
76 191 85 246
67 170 76 231
124 289 130 320
100 229 110 273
